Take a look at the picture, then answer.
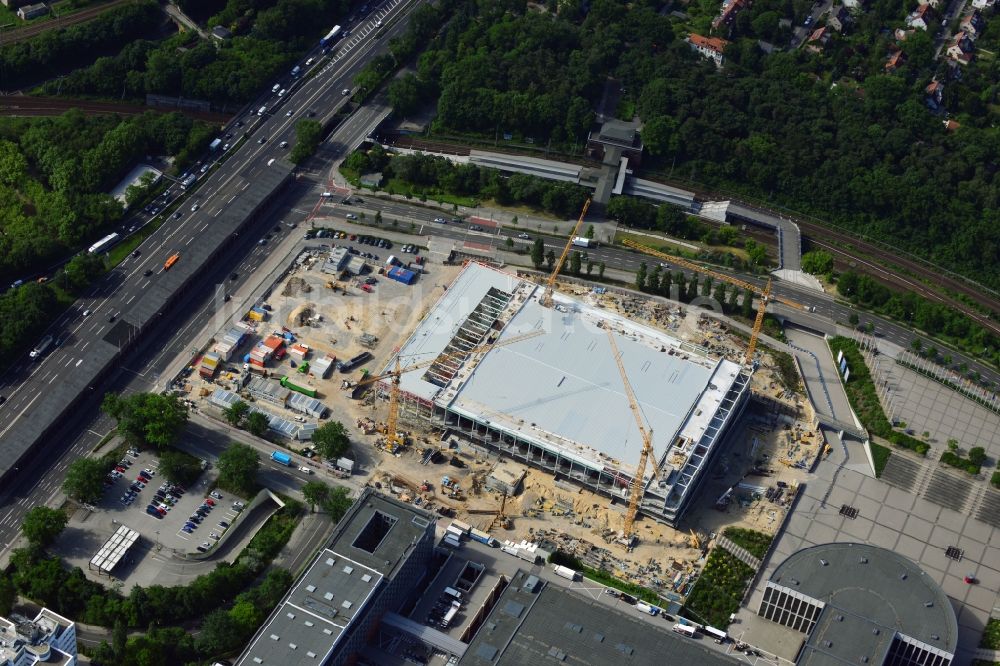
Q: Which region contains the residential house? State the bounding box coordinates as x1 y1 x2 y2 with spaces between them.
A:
842 0 866 10
959 11 985 39
971 0 995 9
885 50 906 71
894 27 916 40
946 31 975 64
688 33 730 66
806 26 831 52
943 119 961 132
712 0 749 31
16 2 47 19
827 5 851 31
0 0 29 8
211 25 233 41
906 3 934 30
917 0 942 8
925 80 944 109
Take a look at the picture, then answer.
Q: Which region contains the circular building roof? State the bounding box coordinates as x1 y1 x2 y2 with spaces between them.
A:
768 543 958 663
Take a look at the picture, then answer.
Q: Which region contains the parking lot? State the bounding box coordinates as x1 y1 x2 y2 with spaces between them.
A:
99 449 245 555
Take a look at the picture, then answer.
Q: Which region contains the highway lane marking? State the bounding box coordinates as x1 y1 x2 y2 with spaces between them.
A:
213 209 222 218
126 294 136 304
48 374 57 384
186 237 194 245
64 357 73 367
80 341 89 351
200 223 209 232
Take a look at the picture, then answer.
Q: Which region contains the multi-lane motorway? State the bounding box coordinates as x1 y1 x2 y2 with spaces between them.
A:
0 0 421 556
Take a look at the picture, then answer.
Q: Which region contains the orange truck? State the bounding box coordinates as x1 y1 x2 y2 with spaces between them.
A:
164 253 180 270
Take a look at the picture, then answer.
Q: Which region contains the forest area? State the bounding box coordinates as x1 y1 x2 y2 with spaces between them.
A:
398 0 1000 291
42 0 353 106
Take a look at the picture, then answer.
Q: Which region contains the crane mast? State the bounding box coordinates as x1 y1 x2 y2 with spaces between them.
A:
541 199 592 308
605 329 659 548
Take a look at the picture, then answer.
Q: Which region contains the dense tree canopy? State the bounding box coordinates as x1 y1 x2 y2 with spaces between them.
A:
217 443 260 495
102 393 188 451
412 0 999 290
21 507 68 549
62 458 110 504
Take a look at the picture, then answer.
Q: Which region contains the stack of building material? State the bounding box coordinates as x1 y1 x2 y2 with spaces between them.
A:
199 351 221 378
288 343 310 362
312 353 336 378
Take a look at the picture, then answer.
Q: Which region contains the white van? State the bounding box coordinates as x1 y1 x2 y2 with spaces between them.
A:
258 106 267 116
277 88 287 97
272 84 280 93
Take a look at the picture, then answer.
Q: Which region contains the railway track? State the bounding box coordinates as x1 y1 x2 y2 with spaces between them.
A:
0 0 135 48
0 96 231 124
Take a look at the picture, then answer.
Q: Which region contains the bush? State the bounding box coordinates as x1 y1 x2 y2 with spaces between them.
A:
721 528 773 560
940 450 981 476
992 472 1000 489
684 548 754 628
870 443 891 477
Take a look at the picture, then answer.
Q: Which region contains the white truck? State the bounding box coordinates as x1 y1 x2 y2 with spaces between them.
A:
571 236 594 248
552 565 579 581
29 335 53 360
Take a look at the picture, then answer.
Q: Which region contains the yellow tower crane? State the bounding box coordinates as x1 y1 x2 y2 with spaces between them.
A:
620 238 804 365
365 329 545 451
541 199 592 308
605 328 659 549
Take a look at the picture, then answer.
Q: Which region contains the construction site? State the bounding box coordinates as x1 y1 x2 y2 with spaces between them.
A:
174 205 825 608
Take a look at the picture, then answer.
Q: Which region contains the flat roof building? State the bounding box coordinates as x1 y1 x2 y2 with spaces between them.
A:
461 569 739 666
383 263 751 526
758 543 958 666
235 489 436 666
0 608 77 666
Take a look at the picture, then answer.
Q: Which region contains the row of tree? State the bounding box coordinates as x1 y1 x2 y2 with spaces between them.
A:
344 147 590 218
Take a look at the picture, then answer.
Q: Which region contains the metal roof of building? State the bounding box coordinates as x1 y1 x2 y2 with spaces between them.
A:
390 263 739 473
460 570 739 666
237 490 435 666
770 543 958 666
89 524 140 574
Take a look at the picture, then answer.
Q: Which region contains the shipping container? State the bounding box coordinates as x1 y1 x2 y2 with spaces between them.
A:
386 266 417 285
552 565 578 581
280 375 317 398
339 351 372 373
270 451 292 466
469 528 492 545
446 525 465 540
443 535 461 549
449 520 471 535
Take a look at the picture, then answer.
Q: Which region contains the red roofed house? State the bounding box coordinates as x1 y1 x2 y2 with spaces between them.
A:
959 11 985 39
885 50 906 71
806 26 831 52
906 3 934 30
713 0 749 31
688 34 730 66
946 31 975 64
925 80 944 109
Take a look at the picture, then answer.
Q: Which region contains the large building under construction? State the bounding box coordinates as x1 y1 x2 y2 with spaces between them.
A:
384 263 752 526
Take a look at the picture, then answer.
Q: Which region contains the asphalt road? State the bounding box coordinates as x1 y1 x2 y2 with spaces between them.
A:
0 0 421 559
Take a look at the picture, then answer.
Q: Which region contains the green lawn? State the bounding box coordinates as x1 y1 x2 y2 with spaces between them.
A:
722 527 773 560
870 442 891 477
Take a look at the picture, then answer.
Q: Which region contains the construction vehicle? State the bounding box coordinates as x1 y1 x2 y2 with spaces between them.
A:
541 199 592 308
688 529 701 550
363 329 545 452
620 239 804 365
605 329 659 550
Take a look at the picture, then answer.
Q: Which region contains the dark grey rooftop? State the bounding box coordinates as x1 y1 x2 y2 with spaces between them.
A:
236 489 435 666
770 543 958 665
461 570 740 666
0 162 291 482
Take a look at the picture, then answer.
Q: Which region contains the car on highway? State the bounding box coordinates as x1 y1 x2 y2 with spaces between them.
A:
517 233 530 239
280 140 288 148
299 465 313 474
285 109 294 117
82 309 91 317
470 224 484 231
108 312 118 322
143 269 153 277
173 211 182 219
258 137 267 144
342 88 351 96
434 217 446 223
190 203 200 212
346 213 358 220
278 88 287 97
